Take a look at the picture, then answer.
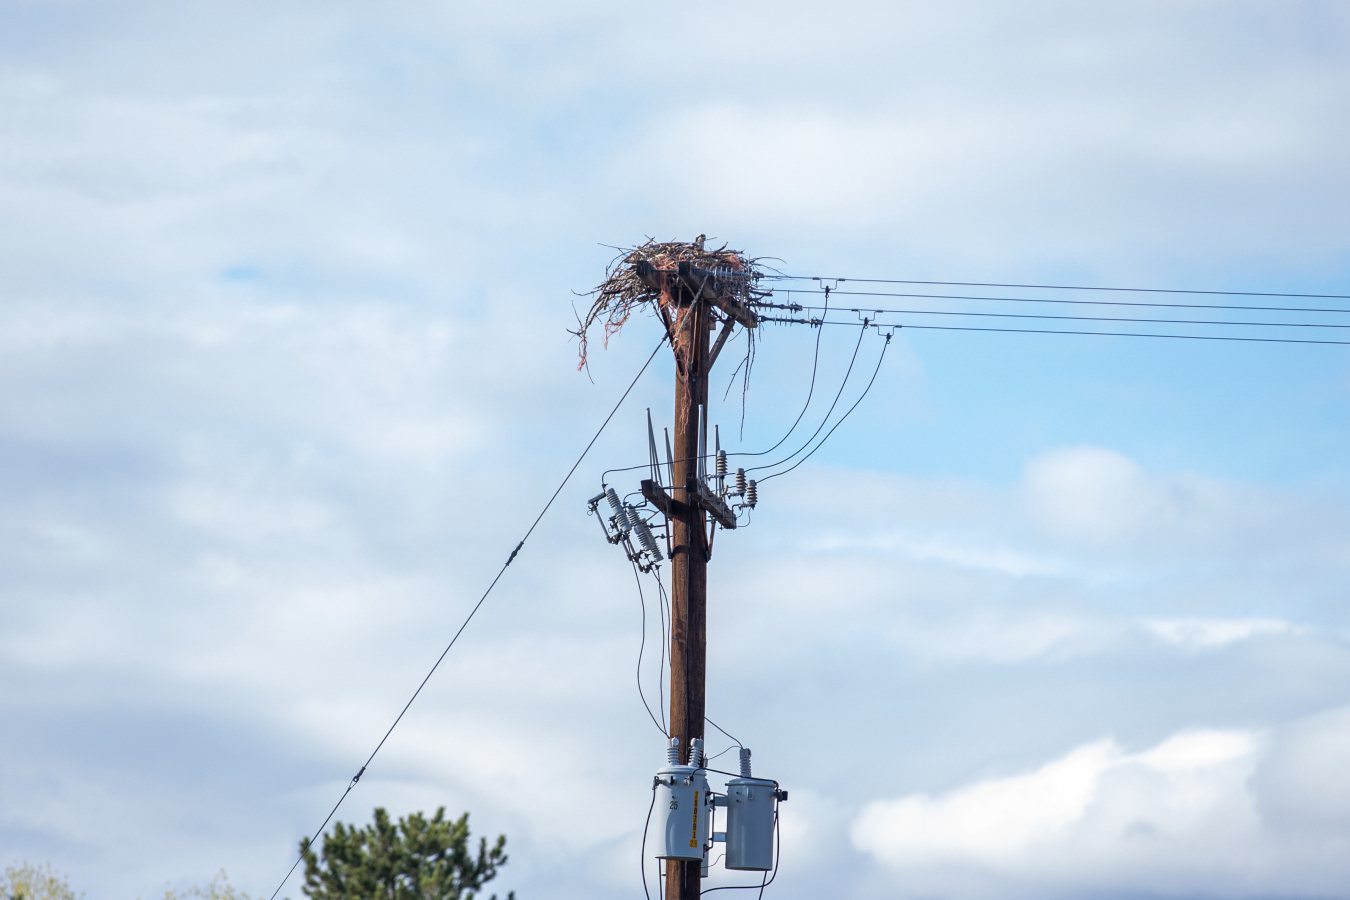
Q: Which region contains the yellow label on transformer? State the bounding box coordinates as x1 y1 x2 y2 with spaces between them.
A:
690 791 699 847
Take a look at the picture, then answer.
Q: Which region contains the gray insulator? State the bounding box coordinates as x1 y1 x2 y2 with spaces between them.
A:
739 747 752 778
605 488 631 532
634 518 657 553
746 480 758 508
667 736 680 765
735 468 747 493
716 449 728 476
690 737 705 769
634 519 663 561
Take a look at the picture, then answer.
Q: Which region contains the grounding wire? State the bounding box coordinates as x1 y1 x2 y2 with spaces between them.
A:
631 559 666 736
746 323 868 476
265 335 666 900
760 317 1350 346
767 275 1350 301
777 288 1350 316
757 333 890 484
642 782 657 900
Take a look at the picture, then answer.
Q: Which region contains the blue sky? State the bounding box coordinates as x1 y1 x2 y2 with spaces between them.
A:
2 2 1349 898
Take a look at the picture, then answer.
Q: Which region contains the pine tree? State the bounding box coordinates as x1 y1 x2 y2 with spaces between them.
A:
300 808 514 900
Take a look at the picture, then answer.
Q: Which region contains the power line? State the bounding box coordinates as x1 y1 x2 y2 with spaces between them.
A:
706 717 743 749
758 317 1350 346
759 333 891 484
630 559 666 735
746 323 869 476
732 285 830 459
769 275 1350 301
784 304 1350 330
266 336 666 900
771 288 1350 316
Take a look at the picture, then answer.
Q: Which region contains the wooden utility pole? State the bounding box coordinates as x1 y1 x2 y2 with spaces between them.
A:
667 288 709 900
627 260 757 900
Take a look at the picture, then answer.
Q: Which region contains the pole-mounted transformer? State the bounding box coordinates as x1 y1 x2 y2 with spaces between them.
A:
719 748 782 871
653 737 711 861
652 738 786 878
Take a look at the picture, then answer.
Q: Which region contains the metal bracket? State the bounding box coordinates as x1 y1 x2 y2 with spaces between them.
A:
685 477 738 530
641 479 692 519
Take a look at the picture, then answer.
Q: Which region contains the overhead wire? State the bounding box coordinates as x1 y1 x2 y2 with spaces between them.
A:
630 558 666 735
767 274 1350 301
783 302 1350 331
729 286 830 459
593 275 1350 484
746 323 868 476
758 332 891 484
600 289 827 486
652 570 670 731
265 336 666 900
597 320 879 487
758 317 1350 346
778 287 1350 316
706 717 743 749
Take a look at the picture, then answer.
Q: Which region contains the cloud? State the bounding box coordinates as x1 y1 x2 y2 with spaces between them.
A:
1144 617 1293 649
851 718 1350 896
2 4 1350 900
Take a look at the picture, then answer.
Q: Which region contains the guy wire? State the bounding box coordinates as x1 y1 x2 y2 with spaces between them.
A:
265 336 666 900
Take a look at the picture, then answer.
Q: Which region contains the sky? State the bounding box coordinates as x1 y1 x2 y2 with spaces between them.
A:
2 1 1350 898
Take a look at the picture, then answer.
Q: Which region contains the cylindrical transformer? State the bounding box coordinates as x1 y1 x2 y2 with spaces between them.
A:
653 742 711 861
723 776 776 871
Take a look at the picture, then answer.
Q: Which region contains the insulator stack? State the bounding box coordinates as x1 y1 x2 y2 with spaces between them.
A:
746 480 758 508
739 747 752 777
716 450 728 476
634 518 663 562
735 468 747 493
667 736 680 765
605 488 631 532
690 737 705 769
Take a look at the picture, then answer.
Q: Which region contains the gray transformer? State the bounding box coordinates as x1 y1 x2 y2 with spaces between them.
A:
723 775 777 870
653 737 711 861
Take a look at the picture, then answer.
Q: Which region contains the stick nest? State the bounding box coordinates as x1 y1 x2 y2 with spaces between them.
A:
571 238 769 370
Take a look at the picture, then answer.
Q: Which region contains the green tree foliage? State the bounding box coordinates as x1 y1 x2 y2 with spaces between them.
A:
2 862 81 900
300 808 514 900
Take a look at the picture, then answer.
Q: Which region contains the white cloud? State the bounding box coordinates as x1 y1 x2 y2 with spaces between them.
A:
2 3 1350 899
853 712 1350 896
1144 617 1293 649
853 730 1262 890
